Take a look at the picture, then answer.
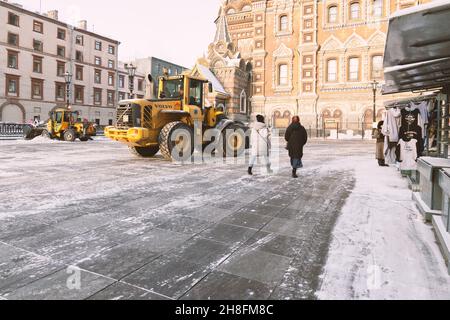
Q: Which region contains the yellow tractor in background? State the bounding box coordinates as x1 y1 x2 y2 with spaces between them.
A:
105 73 247 161
23 108 97 142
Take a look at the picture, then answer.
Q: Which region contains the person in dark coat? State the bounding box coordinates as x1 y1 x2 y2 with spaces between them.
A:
374 121 388 167
285 116 308 178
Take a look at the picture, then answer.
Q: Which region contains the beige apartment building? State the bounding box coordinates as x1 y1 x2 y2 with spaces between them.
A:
200 0 431 130
0 0 121 125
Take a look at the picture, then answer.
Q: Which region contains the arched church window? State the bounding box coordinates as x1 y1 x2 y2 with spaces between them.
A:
278 64 288 86
350 2 361 20
240 90 247 113
373 0 383 17
227 8 236 15
242 5 252 12
279 15 288 31
328 5 338 23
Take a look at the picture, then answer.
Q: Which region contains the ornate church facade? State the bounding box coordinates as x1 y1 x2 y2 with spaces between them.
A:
196 0 430 130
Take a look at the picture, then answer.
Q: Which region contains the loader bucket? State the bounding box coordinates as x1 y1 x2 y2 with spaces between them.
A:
23 125 44 140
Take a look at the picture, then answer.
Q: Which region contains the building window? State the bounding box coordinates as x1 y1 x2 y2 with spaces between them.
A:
328 5 338 23
108 45 115 55
108 60 114 69
7 50 18 69
278 64 288 86
95 70 102 84
95 56 102 66
138 79 143 91
75 85 84 103
31 79 43 100
75 35 84 45
327 59 338 82
75 65 83 81
95 41 102 51
33 20 44 33
33 56 43 73
107 91 115 105
94 88 102 105
348 57 360 81
33 39 43 52
7 33 19 46
119 75 125 88
8 12 20 26
371 55 384 79
279 15 288 31
55 82 65 100
57 28 66 40
6 75 20 97
57 61 65 77
240 90 247 113
350 2 361 20
57 45 66 58
108 73 115 86
373 0 383 17
76 51 83 62
119 92 126 101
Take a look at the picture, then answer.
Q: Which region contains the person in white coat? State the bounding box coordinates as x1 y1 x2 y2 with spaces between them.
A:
248 115 272 175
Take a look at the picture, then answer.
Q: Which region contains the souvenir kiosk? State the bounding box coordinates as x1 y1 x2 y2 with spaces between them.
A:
383 0 450 272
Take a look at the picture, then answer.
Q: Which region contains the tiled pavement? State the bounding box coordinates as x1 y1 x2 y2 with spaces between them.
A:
0 140 360 300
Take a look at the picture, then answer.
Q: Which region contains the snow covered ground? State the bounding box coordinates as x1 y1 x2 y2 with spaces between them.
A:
316 154 450 300
0 137 449 300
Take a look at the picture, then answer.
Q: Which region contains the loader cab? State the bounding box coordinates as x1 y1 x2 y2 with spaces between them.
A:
50 109 79 125
158 75 208 109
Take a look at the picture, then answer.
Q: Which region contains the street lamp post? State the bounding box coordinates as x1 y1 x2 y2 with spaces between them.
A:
125 63 137 99
64 71 72 109
372 80 379 137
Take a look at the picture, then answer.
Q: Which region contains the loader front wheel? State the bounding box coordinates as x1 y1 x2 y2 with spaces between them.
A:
63 129 76 142
129 146 160 158
159 122 194 161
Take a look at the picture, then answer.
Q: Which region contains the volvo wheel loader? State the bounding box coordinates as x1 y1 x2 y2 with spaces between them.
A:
105 73 248 161
23 108 96 142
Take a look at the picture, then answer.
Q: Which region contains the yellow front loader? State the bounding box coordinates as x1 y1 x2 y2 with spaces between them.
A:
105 73 247 161
23 108 96 142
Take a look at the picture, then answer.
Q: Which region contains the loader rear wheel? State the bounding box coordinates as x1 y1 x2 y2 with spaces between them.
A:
129 146 160 158
41 130 52 139
159 121 194 161
222 124 245 158
63 129 76 142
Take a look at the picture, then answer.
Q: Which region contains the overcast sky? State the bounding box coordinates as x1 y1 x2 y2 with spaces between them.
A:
17 0 222 68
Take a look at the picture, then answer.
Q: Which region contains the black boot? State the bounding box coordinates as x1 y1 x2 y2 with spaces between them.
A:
292 168 298 179
248 167 253 176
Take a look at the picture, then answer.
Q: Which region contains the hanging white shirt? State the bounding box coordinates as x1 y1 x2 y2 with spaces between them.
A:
398 139 418 171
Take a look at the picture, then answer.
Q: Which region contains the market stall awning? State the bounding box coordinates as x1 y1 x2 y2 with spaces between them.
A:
383 0 450 94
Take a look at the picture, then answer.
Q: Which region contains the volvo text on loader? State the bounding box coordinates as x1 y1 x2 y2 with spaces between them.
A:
105 73 248 161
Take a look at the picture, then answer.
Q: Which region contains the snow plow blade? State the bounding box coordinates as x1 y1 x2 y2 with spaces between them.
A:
23 125 44 140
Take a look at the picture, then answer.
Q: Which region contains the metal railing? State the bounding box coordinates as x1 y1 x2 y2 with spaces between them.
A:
0 123 25 137
275 122 374 140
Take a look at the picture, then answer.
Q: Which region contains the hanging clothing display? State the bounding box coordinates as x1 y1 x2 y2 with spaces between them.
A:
399 125 424 156
382 108 402 142
410 101 430 126
397 139 418 171
382 108 402 164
